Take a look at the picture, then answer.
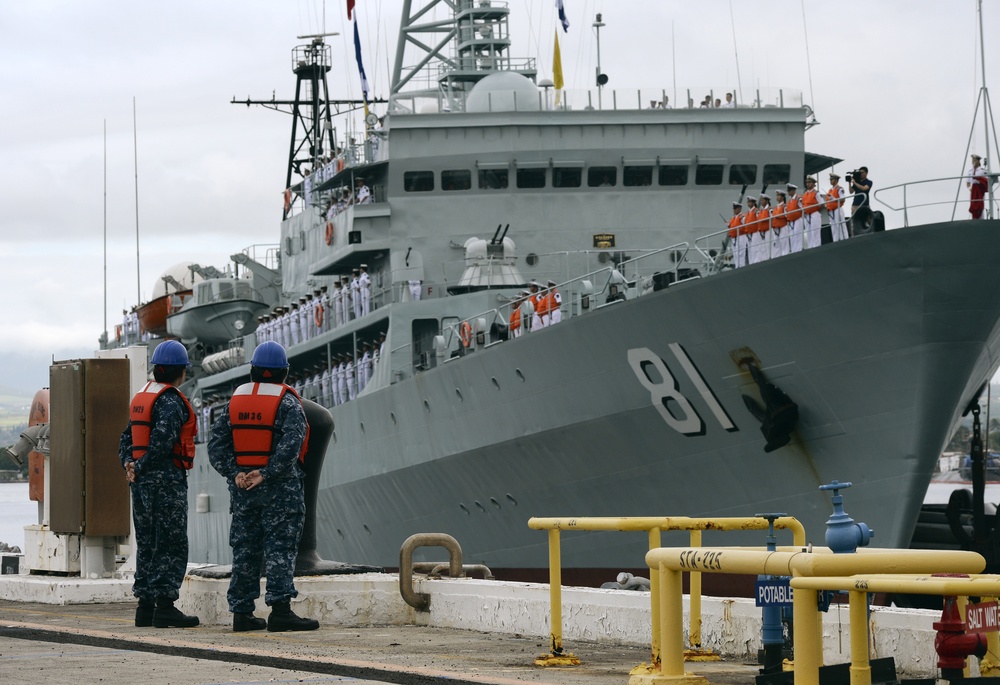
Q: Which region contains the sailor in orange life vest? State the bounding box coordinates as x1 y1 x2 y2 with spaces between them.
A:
800 177 823 249
784 183 804 253
118 339 200 629
824 172 848 241
727 201 744 268
208 341 320 633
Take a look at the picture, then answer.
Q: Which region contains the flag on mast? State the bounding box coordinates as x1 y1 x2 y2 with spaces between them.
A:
556 0 569 33
347 0 355 20
553 29 564 107
353 17 369 116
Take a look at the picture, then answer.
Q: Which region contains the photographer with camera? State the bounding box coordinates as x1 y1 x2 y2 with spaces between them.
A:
846 167 872 219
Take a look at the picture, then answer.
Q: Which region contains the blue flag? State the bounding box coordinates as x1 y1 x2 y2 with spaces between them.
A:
353 18 369 104
556 0 569 33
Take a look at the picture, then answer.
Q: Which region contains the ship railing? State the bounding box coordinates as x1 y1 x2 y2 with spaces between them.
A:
874 174 1000 226
390 85 802 114
526 516 806 668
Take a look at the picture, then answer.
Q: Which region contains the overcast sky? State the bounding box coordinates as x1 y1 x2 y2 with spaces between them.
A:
1 0 996 395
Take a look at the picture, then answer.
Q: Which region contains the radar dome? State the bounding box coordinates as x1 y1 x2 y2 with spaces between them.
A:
466 72 541 113
152 262 202 299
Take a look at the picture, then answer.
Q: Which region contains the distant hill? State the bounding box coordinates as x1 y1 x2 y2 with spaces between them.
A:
0 385 33 416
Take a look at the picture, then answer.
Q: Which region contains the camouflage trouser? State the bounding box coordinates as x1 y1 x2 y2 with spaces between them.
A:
227 477 305 613
131 478 189 602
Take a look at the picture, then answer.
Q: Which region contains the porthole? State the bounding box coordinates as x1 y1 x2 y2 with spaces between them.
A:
526 253 539 266
515 369 525 382
491 377 500 390
475 501 486 512
459 503 470 515
490 497 501 509
506 494 518 506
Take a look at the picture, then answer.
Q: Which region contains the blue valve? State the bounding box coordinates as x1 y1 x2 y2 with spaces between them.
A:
819 480 874 553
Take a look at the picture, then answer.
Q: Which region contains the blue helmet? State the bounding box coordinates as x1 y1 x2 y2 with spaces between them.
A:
251 341 288 369
150 340 189 366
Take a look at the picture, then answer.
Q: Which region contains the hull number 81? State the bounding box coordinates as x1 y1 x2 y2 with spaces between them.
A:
627 345 737 437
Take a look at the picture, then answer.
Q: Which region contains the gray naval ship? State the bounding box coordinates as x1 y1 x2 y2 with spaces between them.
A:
108 0 1000 581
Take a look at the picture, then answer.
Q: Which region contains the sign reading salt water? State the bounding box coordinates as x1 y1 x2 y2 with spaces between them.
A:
966 601 1000 634
755 578 794 607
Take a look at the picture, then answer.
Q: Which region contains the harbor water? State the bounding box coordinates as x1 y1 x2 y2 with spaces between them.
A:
0 482 35 550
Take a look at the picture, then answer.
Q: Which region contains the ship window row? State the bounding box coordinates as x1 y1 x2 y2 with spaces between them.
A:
403 163 790 192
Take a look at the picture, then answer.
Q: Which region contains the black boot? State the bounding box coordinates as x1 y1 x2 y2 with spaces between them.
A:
267 601 319 632
233 612 267 632
135 599 155 627
152 598 200 628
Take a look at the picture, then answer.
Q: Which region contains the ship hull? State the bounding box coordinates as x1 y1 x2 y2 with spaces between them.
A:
188 220 1000 574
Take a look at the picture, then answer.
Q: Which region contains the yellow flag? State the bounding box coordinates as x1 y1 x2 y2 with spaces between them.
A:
553 29 564 106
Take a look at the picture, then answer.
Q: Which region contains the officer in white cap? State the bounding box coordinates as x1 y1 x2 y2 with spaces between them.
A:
752 193 772 264
742 196 759 267
771 189 790 257
350 269 361 320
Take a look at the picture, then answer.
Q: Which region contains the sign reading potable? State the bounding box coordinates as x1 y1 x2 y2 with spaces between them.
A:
755 578 794 607
966 601 1000 634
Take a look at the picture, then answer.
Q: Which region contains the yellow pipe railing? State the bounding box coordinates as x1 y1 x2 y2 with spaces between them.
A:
527 515 806 668
644 547 986 685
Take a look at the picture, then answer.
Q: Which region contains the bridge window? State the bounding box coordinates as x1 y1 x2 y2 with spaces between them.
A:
729 164 757 185
404 171 434 192
658 165 689 186
442 170 472 191
763 164 791 185
478 169 509 189
695 164 724 185
517 168 547 188
588 166 617 187
624 166 654 187
553 167 582 188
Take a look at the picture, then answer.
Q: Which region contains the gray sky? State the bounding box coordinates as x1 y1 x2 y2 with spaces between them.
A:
1 0 996 394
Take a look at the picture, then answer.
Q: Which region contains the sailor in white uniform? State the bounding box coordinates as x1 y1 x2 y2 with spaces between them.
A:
332 281 344 328
785 183 805 254
345 353 357 402
335 355 346 405
519 290 535 333
359 343 372 391
280 307 292 348
289 303 301 346
359 264 372 317
528 282 543 330
824 172 848 242
350 269 362 320
342 276 353 322
320 364 333 407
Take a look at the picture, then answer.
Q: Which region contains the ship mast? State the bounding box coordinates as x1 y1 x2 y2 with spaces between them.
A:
953 0 999 220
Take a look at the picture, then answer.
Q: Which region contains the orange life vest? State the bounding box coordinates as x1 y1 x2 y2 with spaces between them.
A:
741 207 759 234
825 185 844 212
771 203 788 228
130 381 197 470
786 196 802 221
728 214 742 239
229 382 309 468
510 307 521 331
536 291 551 316
756 206 771 233
802 189 821 214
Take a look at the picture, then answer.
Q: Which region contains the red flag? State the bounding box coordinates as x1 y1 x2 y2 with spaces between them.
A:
347 0 355 19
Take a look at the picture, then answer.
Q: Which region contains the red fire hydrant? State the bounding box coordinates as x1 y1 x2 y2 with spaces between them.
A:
934 592 988 679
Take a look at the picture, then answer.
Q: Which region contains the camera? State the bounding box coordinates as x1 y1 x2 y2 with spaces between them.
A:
845 169 862 183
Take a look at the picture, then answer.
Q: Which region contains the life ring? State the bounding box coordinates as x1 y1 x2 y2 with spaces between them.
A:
325 221 334 245
459 321 472 348
314 303 324 328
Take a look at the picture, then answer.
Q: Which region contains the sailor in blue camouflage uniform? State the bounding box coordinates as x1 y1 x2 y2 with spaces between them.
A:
208 340 320 632
119 340 200 629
